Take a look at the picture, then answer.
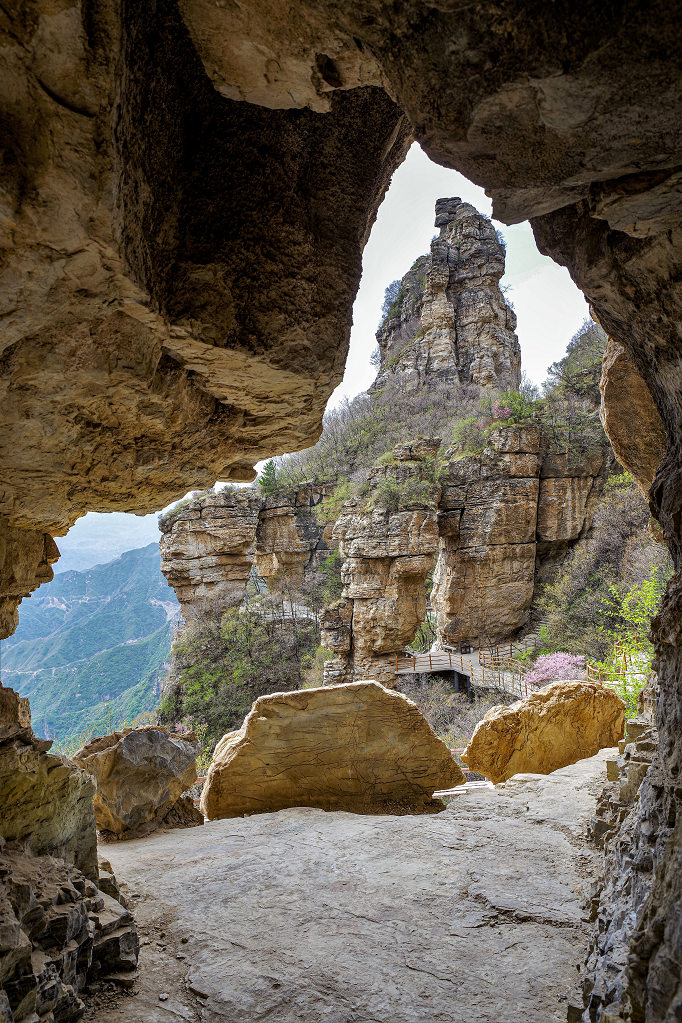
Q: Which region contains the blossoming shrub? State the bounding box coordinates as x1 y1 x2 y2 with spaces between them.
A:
524 652 586 689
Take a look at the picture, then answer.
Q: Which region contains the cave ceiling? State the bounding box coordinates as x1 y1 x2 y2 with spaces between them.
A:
1 0 682 622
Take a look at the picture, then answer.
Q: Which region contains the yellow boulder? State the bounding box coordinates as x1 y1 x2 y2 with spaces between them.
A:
462 680 625 784
200 681 464 819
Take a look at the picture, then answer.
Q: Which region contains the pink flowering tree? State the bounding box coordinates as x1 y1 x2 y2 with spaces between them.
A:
524 652 586 689
491 398 512 421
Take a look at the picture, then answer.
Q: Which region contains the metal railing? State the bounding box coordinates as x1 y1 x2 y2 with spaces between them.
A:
394 649 530 699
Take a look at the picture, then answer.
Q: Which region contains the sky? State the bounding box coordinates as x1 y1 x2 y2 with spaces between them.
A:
56 143 590 569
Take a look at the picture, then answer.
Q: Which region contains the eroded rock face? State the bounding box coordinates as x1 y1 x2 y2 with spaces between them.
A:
0 846 138 1023
375 199 520 390
0 525 59 642
600 337 667 496
0 684 124 1021
433 427 606 646
321 445 440 685
254 483 335 592
0 683 97 880
159 483 336 619
200 680 464 819
0 3 409 634
461 681 625 785
433 426 541 648
72 726 201 840
159 490 261 620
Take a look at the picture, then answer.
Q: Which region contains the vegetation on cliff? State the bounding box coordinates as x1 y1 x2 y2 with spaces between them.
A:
158 600 320 748
538 471 672 662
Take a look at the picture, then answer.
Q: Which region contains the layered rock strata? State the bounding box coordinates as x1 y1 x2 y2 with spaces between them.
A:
461 681 625 785
0 846 138 1023
159 483 336 619
200 681 464 819
0 684 138 1019
159 490 261 620
321 441 440 685
72 726 202 840
573 714 661 1020
254 483 336 592
0 525 59 644
433 426 607 647
0 684 97 880
374 199 520 391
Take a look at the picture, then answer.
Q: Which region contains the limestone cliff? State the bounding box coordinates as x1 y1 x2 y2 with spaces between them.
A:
159 484 336 621
374 199 520 391
159 489 261 621
255 484 336 593
318 427 608 681
433 426 607 647
321 440 440 686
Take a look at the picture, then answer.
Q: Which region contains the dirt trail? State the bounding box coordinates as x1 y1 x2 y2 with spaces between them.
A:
88 751 611 1023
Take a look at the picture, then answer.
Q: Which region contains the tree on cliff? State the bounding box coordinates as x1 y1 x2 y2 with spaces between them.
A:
258 459 279 494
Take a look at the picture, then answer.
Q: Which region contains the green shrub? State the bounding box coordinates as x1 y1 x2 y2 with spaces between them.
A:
315 480 352 525
160 604 319 746
450 416 490 455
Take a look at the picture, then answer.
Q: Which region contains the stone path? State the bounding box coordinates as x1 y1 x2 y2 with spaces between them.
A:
87 751 611 1023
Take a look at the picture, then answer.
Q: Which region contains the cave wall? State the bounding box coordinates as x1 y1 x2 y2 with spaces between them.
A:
2 0 682 1018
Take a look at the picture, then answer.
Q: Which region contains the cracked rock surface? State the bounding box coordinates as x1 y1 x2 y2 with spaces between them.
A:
92 751 610 1023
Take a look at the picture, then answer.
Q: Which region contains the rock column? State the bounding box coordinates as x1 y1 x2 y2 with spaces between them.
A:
321 442 440 686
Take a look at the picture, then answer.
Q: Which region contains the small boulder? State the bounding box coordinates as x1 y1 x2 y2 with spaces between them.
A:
73 726 202 839
200 680 464 820
461 680 625 784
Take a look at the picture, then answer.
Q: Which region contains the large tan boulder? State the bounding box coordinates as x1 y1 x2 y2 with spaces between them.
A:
461 681 625 784
200 681 464 819
73 726 202 839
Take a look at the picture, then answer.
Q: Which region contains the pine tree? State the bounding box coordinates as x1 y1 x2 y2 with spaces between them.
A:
258 459 278 494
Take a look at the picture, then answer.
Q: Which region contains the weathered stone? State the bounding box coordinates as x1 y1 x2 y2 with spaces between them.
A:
159 490 261 620
321 448 440 685
0 525 59 644
93 752 611 1023
462 681 625 784
0 684 97 880
433 426 607 646
200 681 463 819
375 200 520 391
433 426 541 647
72 726 201 840
0 845 139 1021
600 337 667 496
254 483 335 592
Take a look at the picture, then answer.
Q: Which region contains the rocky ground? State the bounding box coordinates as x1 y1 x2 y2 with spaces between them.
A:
85 751 611 1023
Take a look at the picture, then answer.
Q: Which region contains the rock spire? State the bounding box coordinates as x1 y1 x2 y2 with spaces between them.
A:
374 198 521 391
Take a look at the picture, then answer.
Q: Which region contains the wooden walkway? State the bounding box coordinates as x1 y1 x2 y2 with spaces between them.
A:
395 647 531 699
395 649 471 675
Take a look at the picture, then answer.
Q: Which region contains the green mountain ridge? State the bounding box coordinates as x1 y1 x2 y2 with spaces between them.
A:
0 543 178 741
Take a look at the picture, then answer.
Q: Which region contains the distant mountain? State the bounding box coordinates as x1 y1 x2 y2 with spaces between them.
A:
0 544 179 741
54 512 162 574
